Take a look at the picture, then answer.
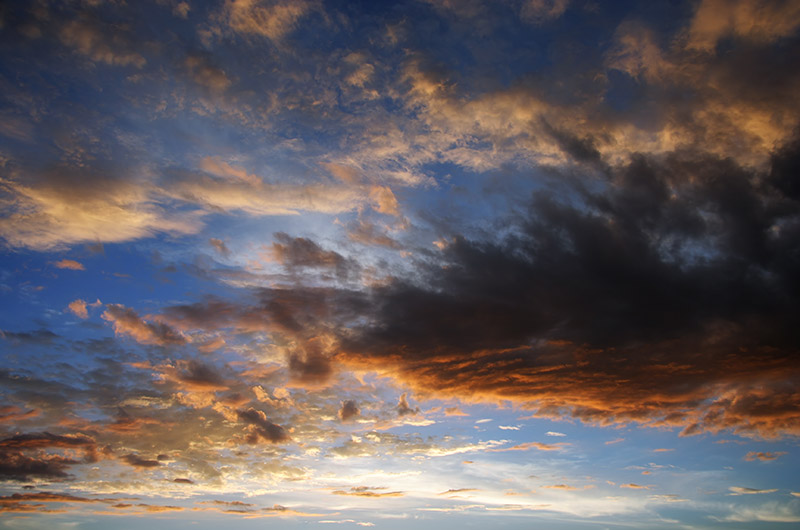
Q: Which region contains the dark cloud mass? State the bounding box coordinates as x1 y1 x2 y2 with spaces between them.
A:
332 142 800 438
0 432 98 481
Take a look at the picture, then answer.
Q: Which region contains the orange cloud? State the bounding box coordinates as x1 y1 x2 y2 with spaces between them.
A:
102 304 186 345
488 441 569 452
54 259 85 270
744 451 787 462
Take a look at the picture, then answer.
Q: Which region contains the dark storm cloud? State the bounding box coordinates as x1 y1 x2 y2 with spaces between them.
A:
329 141 800 438
236 408 289 444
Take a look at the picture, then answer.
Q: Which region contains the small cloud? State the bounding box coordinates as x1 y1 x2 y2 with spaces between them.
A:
499 425 520 430
209 238 230 257
745 451 787 462
729 486 779 495
122 454 161 468
489 441 569 452
396 393 419 416
332 486 404 498
438 488 478 496
546 431 566 437
173 1 190 18
475 418 493 424
444 407 468 417
620 483 650 489
53 259 85 270
338 400 360 422
67 299 89 319
237 408 289 444
653 448 674 452
543 484 577 491
605 438 625 445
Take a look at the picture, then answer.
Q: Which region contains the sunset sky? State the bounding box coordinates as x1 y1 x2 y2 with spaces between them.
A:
1 0 799 528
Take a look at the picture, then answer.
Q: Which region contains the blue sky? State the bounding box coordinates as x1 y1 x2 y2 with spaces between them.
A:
1 0 800 528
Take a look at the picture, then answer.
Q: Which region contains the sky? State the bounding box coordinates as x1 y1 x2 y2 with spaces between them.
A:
0 0 799 528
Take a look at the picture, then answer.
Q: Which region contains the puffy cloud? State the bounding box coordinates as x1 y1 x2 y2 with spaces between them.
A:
67 299 101 319
327 142 800 439
237 407 289 443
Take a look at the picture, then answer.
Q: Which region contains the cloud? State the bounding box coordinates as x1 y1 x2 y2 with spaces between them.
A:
331 141 800 439
723 501 800 523
59 17 146 68
67 299 89 319
210 238 231 257
369 186 400 216
271 232 360 280
331 486 404 498
53 259 85 270
620 483 649 490
237 407 289 443
546 431 566 437
729 486 779 495
224 0 314 41
102 304 186 345
0 432 97 481
0 169 201 250
121 453 161 468
184 53 232 93
488 441 568 452
163 164 365 217
520 0 570 24
338 400 360 422
396 393 420 416
686 0 800 51
745 451 788 462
